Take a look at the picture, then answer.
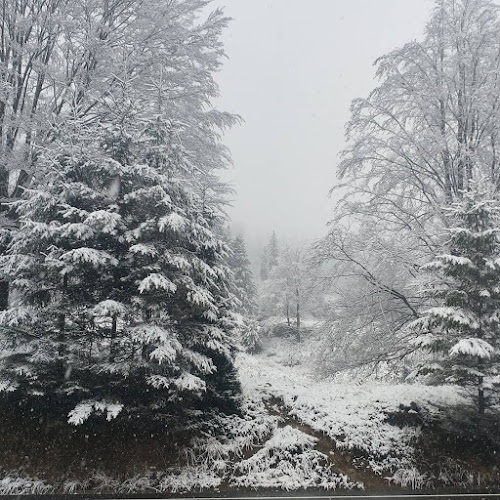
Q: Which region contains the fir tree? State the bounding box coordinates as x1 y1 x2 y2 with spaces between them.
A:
268 231 279 270
411 182 500 414
260 248 269 281
0 0 241 431
227 235 257 317
240 320 263 354
0 114 241 427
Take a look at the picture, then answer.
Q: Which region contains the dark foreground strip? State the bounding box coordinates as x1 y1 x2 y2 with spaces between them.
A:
3 494 500 500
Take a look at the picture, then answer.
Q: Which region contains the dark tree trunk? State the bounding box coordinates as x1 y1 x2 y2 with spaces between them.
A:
110 315 117 362
295 287 301 342
0 280 8 310
0 192 10 310
478 378 485 415
57 274 68 378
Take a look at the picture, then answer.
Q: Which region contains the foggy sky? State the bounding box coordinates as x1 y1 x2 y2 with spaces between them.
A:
214 0 434 249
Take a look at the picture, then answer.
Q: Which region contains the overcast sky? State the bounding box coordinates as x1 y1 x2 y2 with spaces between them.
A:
214 0 434 249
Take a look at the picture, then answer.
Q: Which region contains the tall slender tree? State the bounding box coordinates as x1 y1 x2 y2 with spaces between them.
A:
267 231 279 270
227 235 257 317
260 248 269 281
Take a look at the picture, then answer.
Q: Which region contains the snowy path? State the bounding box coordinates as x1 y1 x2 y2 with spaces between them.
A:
235 338 467 489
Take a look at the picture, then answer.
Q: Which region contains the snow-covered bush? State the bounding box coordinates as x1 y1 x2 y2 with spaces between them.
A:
387 468 431 489
0 476 53 495
231 425 358 490
185 396 279 469
158 468 221 493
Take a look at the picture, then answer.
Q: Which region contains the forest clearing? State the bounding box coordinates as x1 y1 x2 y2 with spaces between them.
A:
0 0 500 495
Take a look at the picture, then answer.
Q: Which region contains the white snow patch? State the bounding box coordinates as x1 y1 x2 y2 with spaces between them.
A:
93 300 127 318
129 244 158 257
173 372 206 393
159 212 186 233
60 248 118 268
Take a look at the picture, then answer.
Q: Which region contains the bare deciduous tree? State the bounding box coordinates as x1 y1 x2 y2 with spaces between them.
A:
318 0 500 375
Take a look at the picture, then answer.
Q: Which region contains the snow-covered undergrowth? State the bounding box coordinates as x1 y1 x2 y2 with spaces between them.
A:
186 396 279 471
0 394 280 495
0 333 477 494
232 425 358 490
157 468 222 493
64 468 221 494
238 336 467 479
0 475 54 495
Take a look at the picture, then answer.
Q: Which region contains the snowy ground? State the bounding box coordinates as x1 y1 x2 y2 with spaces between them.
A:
233 335 468 490
1 330 497 495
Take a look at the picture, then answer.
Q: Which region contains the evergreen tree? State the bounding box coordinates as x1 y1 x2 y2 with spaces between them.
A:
411 182 500 414
0 114 241 426
227 235 257 317
260 248 269 281
268 231 279 270
0 0 241 431
0 0 237 313
240 320 263 354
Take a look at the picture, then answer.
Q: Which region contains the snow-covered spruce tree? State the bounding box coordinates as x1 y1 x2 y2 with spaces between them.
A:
227 235 257 317
224 235 262 353
0 115 241 427
411 183 500 414
267 231 279 270
0 0 237 316
240 322 263 354
260 248 269 281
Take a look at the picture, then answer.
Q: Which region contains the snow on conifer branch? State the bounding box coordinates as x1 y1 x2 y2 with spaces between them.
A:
68 401 124 426
138 274 177 294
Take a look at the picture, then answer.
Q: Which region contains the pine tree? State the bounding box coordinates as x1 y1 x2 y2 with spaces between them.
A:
268 231 279 270
0 0 241 431
227 235 257 317
0 0 237 314
240 320 263 354
260 248 269 281
411 182 500 414
0 114 241 427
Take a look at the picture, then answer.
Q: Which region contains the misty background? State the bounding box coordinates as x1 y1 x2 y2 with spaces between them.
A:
214 0 434 253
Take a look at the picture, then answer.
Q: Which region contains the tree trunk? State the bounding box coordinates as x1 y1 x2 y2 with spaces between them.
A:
57 274 68 379
286 299 290 327
0 279 8 311
110 315 117 362
0 194 10 310
438 12 453 202
295 287 301 342
478 378 485 415
439 98 453 202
